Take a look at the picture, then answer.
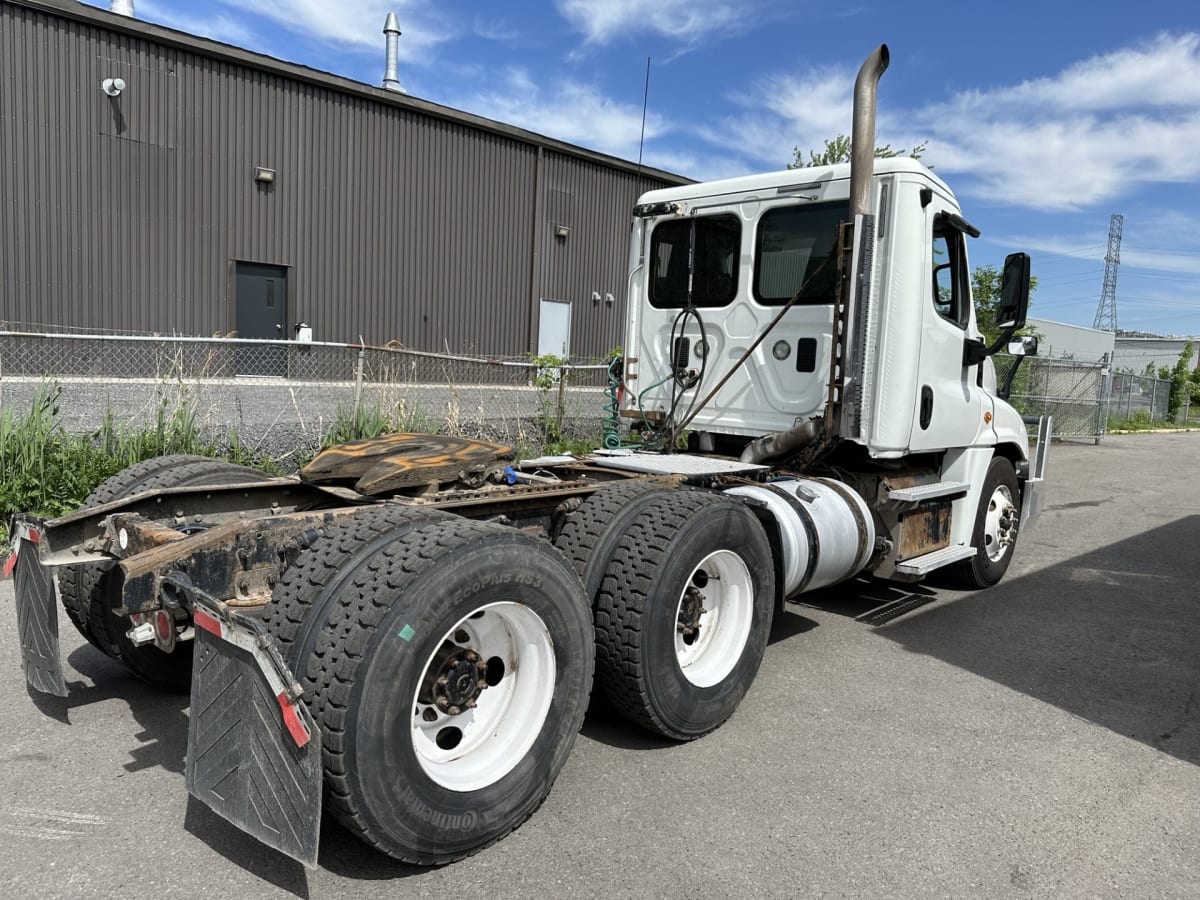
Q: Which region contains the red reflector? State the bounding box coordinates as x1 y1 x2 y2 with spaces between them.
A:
276 692 311 748
193 609 222 637
27 528 40 544
155 611 172 641
2 550 17 578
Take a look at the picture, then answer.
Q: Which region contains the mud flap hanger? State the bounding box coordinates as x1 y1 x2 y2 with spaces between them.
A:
166 575 324 868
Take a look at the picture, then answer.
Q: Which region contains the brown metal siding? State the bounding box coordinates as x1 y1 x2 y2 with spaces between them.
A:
0 2 681 357
539 153 668 358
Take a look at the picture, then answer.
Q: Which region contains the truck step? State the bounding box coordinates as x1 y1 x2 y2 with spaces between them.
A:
894 544 976 576
887 481 970 502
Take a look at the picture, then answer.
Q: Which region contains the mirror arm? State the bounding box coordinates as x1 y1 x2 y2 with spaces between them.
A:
998 352 1025 400
963 323 1017 367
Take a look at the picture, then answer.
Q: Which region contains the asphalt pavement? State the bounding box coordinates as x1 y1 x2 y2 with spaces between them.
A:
1 433 1198 899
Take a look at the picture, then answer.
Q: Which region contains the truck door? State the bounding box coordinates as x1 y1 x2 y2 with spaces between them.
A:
906 209 989 452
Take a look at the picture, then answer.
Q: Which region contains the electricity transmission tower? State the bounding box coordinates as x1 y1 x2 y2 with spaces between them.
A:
1093 213 1123 332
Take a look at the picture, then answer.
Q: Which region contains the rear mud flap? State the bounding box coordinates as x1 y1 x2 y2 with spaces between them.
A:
184 591 322 868
8 529 68 698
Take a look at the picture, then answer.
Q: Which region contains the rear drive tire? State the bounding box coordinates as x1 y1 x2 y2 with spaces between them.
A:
553 479 680 603
58 455 216 640
950 456 1021 589
59 456 272 689
261 503 451 683
593 491 775 740
310 519 593 863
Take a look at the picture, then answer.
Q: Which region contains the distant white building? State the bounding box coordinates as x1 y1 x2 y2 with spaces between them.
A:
1112 335 1200 375
1026 318 1114 363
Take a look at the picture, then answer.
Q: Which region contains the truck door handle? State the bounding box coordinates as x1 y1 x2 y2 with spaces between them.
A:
920 385 933 430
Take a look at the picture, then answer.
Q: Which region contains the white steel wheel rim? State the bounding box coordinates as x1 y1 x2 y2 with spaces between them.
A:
983 484 1017 563
411 601 556 792
673 549 754 688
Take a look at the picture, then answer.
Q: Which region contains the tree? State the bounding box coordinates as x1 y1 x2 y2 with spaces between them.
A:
971 264 1039 346
789 133 928 169
1157 341 1195 421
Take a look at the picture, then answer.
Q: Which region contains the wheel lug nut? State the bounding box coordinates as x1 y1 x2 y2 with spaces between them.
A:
465 699 477 709
447 705 461 716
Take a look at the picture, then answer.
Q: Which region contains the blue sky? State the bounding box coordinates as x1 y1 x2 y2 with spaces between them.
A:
88 0 1200 338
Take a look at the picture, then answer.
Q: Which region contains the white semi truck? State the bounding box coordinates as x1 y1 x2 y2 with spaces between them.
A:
6 44 1048 868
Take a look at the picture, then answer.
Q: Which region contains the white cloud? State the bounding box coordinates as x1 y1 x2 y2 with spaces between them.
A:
699 32 1200 211
126 0 258 46
955 33 1200 114
212 0 453 61
916 33 1200 210
644 148 745 182
450 69 669 161
926 111 1200 211
556 0 759 46
472 16 521 43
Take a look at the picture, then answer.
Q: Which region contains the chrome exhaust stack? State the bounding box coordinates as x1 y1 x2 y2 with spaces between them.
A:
848 44 889 220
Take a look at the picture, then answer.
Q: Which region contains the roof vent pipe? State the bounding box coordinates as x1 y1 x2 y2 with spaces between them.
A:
382 13 405 93
848 44 888 220
110 0 134 16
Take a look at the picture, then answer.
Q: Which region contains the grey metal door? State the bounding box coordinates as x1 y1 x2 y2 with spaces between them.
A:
235 262 287 375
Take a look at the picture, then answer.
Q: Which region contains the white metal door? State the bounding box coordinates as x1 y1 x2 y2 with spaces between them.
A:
538 298 572 359
907 208 988 451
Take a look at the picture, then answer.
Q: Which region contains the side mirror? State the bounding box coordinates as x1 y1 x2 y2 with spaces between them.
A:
1006 335 1038 357
997 252 1031 330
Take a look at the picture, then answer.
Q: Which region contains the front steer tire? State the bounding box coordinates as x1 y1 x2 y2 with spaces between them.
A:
949 456 1022 589
593 491 775 741
306 519 594 864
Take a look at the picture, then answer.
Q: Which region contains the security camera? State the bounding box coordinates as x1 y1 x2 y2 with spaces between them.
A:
101 77 126 97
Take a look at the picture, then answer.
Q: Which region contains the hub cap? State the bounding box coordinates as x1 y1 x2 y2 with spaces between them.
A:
411 601 555 792
673 549 754 688
983 484 1018 563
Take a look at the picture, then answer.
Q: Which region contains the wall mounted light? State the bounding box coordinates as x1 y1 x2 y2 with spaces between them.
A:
604 292 615 305
254 166 276 184
591 291 601 304
100 77 126 97
554 224 570 239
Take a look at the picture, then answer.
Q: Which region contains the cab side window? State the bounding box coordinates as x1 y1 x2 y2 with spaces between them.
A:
932 216 969 329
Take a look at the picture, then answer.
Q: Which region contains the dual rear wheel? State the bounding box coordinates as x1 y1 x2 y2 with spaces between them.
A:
557 486 776 740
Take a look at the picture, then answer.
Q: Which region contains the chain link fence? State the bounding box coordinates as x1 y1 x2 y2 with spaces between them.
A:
3 330 1187 460
0 330 617 465
998 354 1180 443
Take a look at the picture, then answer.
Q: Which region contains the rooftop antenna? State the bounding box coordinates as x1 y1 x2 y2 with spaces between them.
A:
637 56 651 170
382 12 406 93
1093 213 1123 332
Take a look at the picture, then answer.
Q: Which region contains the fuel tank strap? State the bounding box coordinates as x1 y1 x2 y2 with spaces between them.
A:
759 482 819 593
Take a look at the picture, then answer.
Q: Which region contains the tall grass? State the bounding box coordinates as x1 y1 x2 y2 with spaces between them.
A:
0 383 278 538
319 399 439 448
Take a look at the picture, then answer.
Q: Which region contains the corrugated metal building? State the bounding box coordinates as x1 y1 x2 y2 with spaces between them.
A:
1026 317 1114 363
0 0 688 358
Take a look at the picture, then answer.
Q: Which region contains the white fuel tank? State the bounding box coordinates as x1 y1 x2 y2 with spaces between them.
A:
727 478 875 596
